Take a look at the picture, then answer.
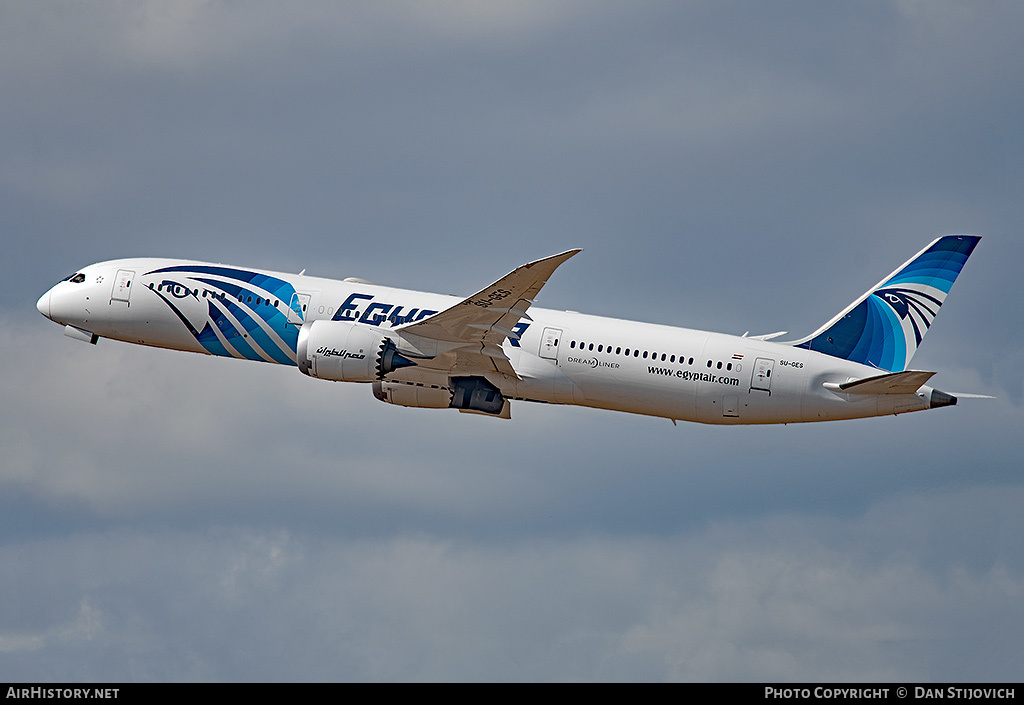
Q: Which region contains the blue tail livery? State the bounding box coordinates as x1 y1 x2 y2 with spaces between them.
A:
789 235 980 372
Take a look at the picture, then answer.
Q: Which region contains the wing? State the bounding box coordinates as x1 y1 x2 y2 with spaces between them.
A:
391 249 581 379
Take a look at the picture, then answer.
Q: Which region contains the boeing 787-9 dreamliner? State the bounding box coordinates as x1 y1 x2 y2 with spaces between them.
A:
37 236 979 424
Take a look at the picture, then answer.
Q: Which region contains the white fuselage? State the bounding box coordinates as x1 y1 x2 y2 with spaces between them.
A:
38 257 940 424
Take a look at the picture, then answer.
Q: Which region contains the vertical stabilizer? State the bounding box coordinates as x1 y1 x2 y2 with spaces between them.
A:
789 235 980 371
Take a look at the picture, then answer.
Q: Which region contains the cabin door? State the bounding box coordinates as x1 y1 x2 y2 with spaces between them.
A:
111 269 135 304
751 357 775 394
539 327 562 361
287 293 312 325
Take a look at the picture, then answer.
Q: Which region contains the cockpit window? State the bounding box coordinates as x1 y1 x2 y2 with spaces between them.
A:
63 273 86 284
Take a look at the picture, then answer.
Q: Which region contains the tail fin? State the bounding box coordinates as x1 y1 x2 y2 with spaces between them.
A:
788 235 980 372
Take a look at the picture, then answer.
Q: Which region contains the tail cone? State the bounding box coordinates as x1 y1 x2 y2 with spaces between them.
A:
930 389 957 408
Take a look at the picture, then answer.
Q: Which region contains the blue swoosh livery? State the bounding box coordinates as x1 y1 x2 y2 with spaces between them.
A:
146 265 300 365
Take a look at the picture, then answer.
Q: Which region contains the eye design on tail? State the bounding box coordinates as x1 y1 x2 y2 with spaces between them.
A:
874 286 942 346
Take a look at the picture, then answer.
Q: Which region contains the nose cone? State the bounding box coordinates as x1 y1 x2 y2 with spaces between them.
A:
36 290 51 320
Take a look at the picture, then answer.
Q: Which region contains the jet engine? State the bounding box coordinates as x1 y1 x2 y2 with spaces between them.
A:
298 321 508 416
297 320 417 382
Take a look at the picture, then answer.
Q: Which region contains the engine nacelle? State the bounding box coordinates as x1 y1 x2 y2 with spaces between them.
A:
372 377 508 416
372 380 452 409
297 320 417 382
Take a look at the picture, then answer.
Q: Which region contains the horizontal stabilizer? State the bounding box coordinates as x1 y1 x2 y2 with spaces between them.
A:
825 370 935 395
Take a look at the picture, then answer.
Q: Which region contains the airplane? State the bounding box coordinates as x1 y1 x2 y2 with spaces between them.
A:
36 235 979 424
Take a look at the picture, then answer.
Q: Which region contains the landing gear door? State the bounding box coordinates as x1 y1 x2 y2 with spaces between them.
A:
751 357 774 394
539 327 562 361
287 293 311 325
111 269 135 304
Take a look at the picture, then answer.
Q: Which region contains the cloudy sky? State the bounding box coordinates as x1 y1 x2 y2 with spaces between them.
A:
2 1 1023 682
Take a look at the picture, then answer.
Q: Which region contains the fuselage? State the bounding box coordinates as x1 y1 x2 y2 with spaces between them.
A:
37 257 945 424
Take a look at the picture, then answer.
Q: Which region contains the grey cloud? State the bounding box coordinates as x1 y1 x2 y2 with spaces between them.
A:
2 487 1022 681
